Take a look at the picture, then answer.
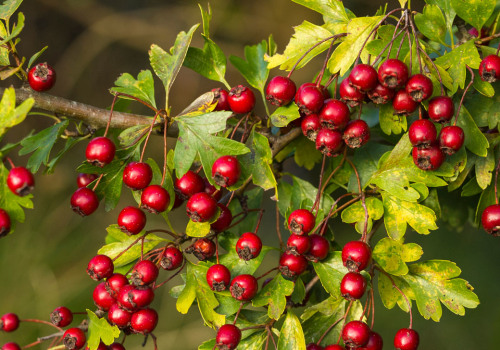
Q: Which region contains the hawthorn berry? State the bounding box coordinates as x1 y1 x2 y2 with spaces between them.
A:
295 83 325 115
141 184 170 214
367 82 395 104
175 170 205 199
87 254 114 281
342 241 372 272
216 324 242 350
50 306 73 328
118 285 155 311
288 209 315 235
412 144 445 171
349 64 378 92
343 119 370 148
359 331 384 350
342 320 371 348
212 88 231 111
301 114 321 141
392 90 418 116
7 167 34 196
131 259 159 286
481 204 500 236
105 273 129 297
230 274 258 301
123 162 152 190
211 204 233 232
1 343 21 350
0 209 11 238
319 99 351 131
187 238 216 261
324 346 345 350
439 125 464 155
428 96 454 123
88 342 108 350
206 264 231 292
85 136 116 167
479 54 500 82
378 58 409 89
408 119 437 148
186 192 218 222
76 173 97 188
28 62 56 91
108 303 132 328
212 155 241 187
316 128 343 157
70 187 99 216
306 234 330 262
307 344 325 350
160 246 184 270
340 272 367 300
339 78 366 107
93 282 115 311
236 232 262 260
63 327 86 350
406 74 433 102
287 234 311 255
394 328 419 350
266 76 297 106
0 313 19 332
279 251 309 279
228 85 255 114
117 206 147 235
108 344 126 350
131 308 159 334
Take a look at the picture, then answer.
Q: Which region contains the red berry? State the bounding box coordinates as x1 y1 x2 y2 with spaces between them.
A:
87 254 114 281
85 136 115 167
117 206 147 235
63 327 86 350
479 54 500 82
123 162 152 190
428 96 454 123
412 144 445 171
315 128 343 157
340 272 367 300
141 184 170 214
88 342 108 350
230 274 258 301
118 285 155 311
378 59 409 89
295 83 325 115
160 246 184 270
187 238 216 261
236 232 262 260
343 119 370 148
342 241 372 272
93 282 115 311
367 82 395 104
7 167 34 196
279 251 308 279
481 204 500 236
212 88 231 111
406 74 433 102
108 344 126 350
359 331 384 350
228 85 255 114
287 234 311 255
175 170 205 199
131 260 159 286
216 324 242 350
172 192 185 209
306 234 330 262
130 308 158 334
324 346 345 350
211 204 233 232
186 192 218 222
28 62 56 91
349 64 378 92
319 99 351 131
288 209 315 235
301 114 321 141
392 90 418 116
339 78 366 107
394 328 419 350
50 306 73 328
307 344 325 350
1 343 21 350
0 209 11 238
212 155 241 187
206 264 231 292
342 321 370 348
76 173 97 188
105 273 129 298
439 125 464 155
266 76 297 106
70 187 99 216
408 119 437 148
108 303 132 328
204 178 222 201
0 313 19 332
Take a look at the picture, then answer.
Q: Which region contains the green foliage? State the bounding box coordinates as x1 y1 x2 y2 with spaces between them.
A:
252 274 295 320
111 70 157 108
0 87 33 138
86 309 121 349
0 162 33 230
277 310 306 350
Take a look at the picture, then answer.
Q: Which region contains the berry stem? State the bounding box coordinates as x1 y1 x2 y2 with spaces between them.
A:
417 45 445 95
312 154 327 216
318 149 347 197
253 209 266 233
91 174 104 192
146 229 179 239
336 300 354 344
406 27 413 75
275 202 284 250
383 12 407 60
104 94 118 137
111 232 151 262
139 110 162 163
232 302 245 325
370 288 376 329
316 315 344 345
5 157 15 169
318 194 362 236
408 13 423 74
377 267 413 328
345 158 369 240
256 267 278 280
161 117 168 186
315 37 338 87
112 92 160 114
215 234 220 264
21 319 63 332
154 259 187 289
453 65 475 126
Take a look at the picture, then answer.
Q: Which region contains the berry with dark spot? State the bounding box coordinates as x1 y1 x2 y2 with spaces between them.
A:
28 62 56 91
85 137 115 167
216 324 242 350
206 264 231 292
7 167 34 196
266 76 297 106
343 119 370 148
230 274 258 301
212 156 241 187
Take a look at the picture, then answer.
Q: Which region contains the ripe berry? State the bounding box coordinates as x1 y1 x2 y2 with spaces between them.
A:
131 260 159 286
175 170 205 199
108 344 126 350
160 246 183 270
0 313 19 332
301 114 321 141
117 206 147 235
212 155 241 187
211 204 233 232
339 78 365 107
340 272 367 300
204 178 222 201
439 125 464 155
394 328 419 350
266 76 297 106
1 343 21 350
28 62 56 91
324 346 345 350
7 167 34 196
359 331 384 350
412 144 445 171
408 119 437 148
63 327 86 350
319 99 351 131
108 303 132 328
50 306 73 328
206 264 231 292
130 308 158 334
141 185 170 214
406 74 433 102
378 59 409 89
228 85 255 114
316 128 343 157
236 232 262 260
428 96 454 123
307 344 325 350
172 192 184 209
479 54 500 82
89 342 108 350
306 234 330 262
287 234 311 255
118 285 155 311
105 273 129 298
87 254 114 281
212 88 231 111
279 251 308 279
288 209 315 235
343 119 370 148
70 187 99 216
342 241 372 272
0 209 11 238
186 192 218 222
230 274 258 301
349 64 378 92
481 204 500 236
76 173 97 188
342 321 371 348
85 136 116 167
216 324 242 350
295 83 325 115
123 162 152 190
187 238 216 261
93 282 115 311
392 90 418 116
367 82 395 104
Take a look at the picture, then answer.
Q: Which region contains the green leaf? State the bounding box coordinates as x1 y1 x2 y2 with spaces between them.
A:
347 141 391 192
475 149 495 189
313 252 347 297
27 46 48 70
230 40 269 95
252 274 295 320
365 25 410 61
0 0 21 20
277 310 306 350
456 105 489 157
373 237 423 276
86 309 120 349
0 12 24 46
294 137 323 171
118 125 149 149
270 102 301 127
464 88 500 130
341 197 384 234
378 102 408 135
227 188 264 235
0 87 34 138
382 192 438 240
426 0 456 29
45 136 82 174
111 70 156 108
414 5 447 44
290 0 349 29
451 0 495 30
0 163 33 229
18 121 68 173
290 277 306 304
472 78 495 97
378 272 413 312
186 220 211 237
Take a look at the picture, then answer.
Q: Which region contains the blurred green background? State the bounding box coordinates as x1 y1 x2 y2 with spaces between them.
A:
1 0 500 349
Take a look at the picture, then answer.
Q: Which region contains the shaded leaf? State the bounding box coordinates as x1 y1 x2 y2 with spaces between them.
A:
294 136 323 171
313 252 347 297
378 103 408 135
456 105 489 157
111 70 156 108
0 0 22 20
475 149 495 189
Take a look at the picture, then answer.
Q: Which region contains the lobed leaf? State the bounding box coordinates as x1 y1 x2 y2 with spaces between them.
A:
252 274 295 320
230 40 269 94
111 70 156 108
0 87 34 138
373 237 423 276
341 197 384 234
86 309 120 349
451 0 495 31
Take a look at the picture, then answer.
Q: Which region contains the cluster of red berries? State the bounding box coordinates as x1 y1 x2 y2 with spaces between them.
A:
1 312 21 350
28 62 56 92
211 85 256 114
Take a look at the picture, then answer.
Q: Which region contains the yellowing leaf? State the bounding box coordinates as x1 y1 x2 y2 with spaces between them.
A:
373 237 423 276
341 197 384 234
0 87 34 138
86 309 120 349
